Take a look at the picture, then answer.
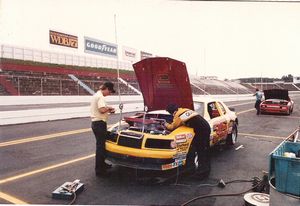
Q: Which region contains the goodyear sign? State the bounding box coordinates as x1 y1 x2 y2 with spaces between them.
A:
49 30 78 48
84 37 118 58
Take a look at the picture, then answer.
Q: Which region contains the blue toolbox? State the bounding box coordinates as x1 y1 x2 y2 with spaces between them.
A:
269 136 300 196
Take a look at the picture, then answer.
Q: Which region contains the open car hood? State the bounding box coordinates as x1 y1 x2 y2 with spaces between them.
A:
133 57 194 111
263 89 290 101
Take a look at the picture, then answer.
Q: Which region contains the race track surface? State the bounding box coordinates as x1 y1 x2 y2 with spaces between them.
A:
1 97 300 205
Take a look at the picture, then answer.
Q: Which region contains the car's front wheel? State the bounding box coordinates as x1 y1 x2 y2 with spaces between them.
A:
185 144 199 172
226 123 238 146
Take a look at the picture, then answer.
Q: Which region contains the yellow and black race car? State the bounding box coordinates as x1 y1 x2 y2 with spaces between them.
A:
106 57 238 171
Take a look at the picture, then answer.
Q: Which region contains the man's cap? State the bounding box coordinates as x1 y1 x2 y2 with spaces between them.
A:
166 103 179 115
103 81 116 93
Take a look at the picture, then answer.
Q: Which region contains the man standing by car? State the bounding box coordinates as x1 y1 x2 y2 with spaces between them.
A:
90 82 116 177
253 88 263 115
165 104 211 179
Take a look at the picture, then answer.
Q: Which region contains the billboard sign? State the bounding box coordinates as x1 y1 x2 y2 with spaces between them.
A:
140 51 152 60
49 30 78 48
84 37 118 58
122 46 137 62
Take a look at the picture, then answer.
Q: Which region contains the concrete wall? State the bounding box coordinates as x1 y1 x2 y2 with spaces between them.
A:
0 95 143 106
0 94 256 106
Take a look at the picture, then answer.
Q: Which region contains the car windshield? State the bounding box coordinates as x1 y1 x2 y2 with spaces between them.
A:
194 102 204 116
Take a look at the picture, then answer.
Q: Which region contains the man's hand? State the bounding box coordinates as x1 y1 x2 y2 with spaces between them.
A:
164 123 168 129
108 107 115 113
99 106 115 114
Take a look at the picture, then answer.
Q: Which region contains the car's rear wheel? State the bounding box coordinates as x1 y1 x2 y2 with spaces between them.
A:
226 123 238 146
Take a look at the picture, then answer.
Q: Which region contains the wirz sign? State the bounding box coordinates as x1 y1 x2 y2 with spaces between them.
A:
49 30 78 48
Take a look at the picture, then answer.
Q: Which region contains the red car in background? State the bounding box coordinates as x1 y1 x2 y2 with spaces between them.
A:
260 89 294 115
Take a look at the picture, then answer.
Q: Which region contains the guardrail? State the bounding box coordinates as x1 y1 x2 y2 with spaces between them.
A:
0 44 133 70
1 93 300 125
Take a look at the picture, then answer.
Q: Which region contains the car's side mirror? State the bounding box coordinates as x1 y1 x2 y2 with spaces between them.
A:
228 107 235 112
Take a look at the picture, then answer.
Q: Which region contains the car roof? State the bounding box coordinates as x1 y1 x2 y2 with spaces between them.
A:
193 97 223 104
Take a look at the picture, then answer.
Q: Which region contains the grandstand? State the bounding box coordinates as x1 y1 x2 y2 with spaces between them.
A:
241 82 300 92
2 44 282 96
0 57 258 96
190 76 252 95
4 56 300 96
0 58 140 95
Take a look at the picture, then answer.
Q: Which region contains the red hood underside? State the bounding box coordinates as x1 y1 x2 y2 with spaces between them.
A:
263 89 290 101
133 57 194 112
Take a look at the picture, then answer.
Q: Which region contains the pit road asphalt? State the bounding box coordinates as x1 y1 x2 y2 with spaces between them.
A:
1 97 300 205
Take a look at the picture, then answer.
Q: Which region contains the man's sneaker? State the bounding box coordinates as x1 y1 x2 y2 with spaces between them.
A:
104 163 112 169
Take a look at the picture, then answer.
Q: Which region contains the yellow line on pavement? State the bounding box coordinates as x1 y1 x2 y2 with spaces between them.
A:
239 132 285 140
237 108 255 115
0 154 95 185
0 192 28 204
240 127 299 141
275 115 300 120
0 124 115 148
0 128 91 147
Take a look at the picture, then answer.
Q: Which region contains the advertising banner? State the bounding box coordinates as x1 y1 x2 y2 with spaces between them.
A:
49 30 78 48
122 46 137 62
84 37 118 58
140 51 152 60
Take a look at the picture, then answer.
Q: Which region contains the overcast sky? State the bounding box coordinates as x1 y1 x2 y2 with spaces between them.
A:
1 0 300 80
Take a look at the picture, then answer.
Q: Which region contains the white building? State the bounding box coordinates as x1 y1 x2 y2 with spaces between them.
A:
293 76 300 84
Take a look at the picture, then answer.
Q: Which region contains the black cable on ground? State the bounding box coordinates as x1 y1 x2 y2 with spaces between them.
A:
225 179 257 184
173 177 259 188
69 192 77 205
180 179 264 206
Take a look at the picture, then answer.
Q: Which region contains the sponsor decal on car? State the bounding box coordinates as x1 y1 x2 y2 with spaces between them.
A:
161 160 185 170
161 163 173 170
175 133 193 143
173 152 187 160
186 133 193 139
177 142 189 153
175 134 187 143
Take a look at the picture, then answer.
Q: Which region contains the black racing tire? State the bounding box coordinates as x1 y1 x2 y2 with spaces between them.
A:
185 144 199 172
226 123 238 146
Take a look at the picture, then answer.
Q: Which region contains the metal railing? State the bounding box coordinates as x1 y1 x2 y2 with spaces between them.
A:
0 44 133 70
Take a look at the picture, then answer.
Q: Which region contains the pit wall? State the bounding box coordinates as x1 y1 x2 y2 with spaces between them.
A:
0 94 254 106
1 92 300 125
